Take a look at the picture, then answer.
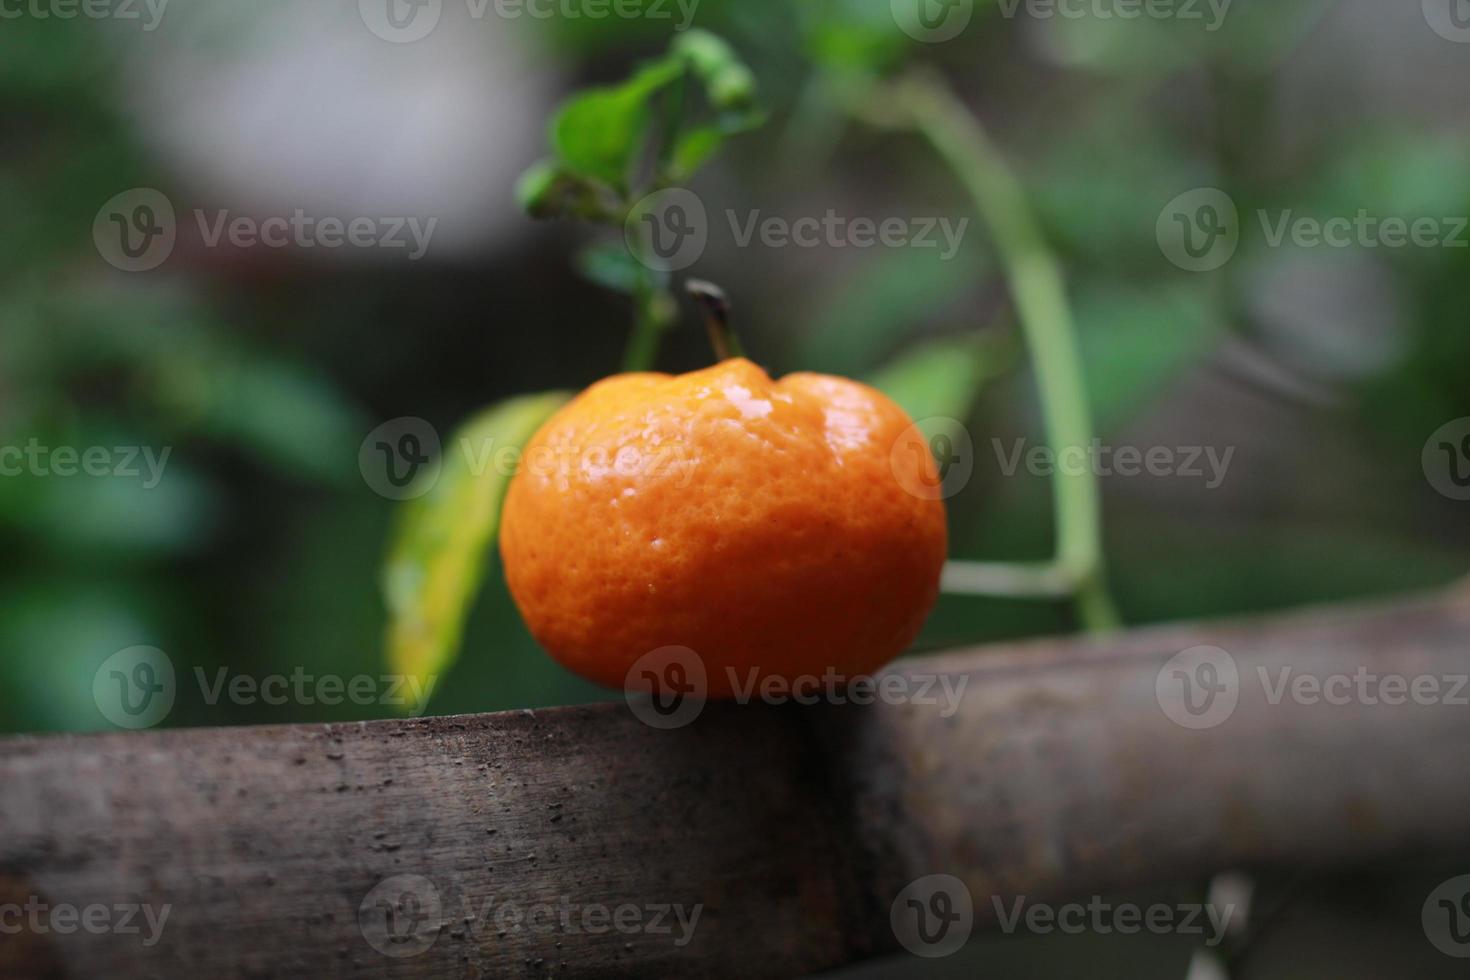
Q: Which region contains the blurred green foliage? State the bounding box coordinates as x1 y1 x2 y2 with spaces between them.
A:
2 0 1469 736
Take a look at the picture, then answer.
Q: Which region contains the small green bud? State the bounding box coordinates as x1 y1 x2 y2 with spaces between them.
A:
709 64 756 111
673 29 738 80
674 30 757 110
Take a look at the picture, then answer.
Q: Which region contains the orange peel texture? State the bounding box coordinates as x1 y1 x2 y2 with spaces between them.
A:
499 357 948 697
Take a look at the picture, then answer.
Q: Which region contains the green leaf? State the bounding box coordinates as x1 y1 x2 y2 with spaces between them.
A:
381 392 570 703
551 89 647 187
550 57 685 187
667 125 725 181
534 33 761 202
866 335 1010 423
576 242 644 294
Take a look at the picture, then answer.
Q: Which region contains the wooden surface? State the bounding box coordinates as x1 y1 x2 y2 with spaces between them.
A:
3 586 1470 978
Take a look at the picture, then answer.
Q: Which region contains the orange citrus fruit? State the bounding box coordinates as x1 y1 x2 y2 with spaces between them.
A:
499 357 948 697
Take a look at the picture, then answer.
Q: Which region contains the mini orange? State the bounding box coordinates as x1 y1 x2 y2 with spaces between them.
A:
498 357 948 698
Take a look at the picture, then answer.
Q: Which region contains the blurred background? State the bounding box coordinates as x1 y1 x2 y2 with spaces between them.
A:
3 0 1469 974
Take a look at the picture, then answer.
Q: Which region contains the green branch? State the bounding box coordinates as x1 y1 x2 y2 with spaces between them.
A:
856 71 1120 632
622 262 677 373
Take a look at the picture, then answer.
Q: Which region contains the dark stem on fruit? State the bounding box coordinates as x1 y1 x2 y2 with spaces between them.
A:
686 279 745 362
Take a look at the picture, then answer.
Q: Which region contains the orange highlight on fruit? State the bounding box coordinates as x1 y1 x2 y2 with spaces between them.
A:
499 357 947 698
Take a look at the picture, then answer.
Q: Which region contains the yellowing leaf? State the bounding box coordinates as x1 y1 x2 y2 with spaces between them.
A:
381 392 570 704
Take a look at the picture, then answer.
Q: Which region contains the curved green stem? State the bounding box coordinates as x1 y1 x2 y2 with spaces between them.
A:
870 71 1120 632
